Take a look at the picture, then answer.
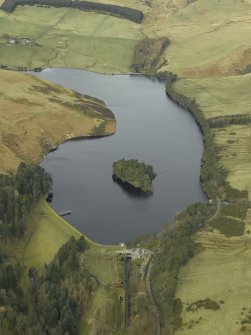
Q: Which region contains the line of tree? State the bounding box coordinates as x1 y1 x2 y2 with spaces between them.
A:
160 71 248 201
208 114 251 128
131 37 170 74
0 162 52 238
0 0 144 23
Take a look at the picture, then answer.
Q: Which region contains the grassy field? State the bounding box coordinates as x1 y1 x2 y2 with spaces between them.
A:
174 74 251 118
174 74 251 198
0 0 250 76
22 200 120 267
0 0 249 76
0 69 115 175
83 250 120 284
144 0 251 77
213 124 251 199
0 5 143 72
175 210 251 335
22 200 81 266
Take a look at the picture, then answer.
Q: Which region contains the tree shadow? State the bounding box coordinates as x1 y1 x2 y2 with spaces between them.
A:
112 176 153 199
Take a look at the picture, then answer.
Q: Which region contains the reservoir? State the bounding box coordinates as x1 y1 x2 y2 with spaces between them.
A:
31 68 206 244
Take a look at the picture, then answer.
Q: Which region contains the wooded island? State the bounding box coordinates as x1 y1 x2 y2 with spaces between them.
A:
113 159 156 193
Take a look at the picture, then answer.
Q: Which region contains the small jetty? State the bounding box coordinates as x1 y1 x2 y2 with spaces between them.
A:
58 210 72 217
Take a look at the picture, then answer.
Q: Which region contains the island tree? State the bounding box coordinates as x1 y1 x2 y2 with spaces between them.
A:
113 159 156 193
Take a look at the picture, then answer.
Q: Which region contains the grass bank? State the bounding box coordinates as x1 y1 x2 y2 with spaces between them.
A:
0 69 115 175
23 200 119 269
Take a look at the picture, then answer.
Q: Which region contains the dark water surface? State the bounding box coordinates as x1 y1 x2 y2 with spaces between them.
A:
30 68 206 244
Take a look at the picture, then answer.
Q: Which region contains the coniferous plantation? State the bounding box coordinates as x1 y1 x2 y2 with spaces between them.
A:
0 163 52 237
0 164 96 334
113 159 156 193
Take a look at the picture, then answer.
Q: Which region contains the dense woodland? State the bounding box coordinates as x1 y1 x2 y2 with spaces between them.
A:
0 162 95 334
0 162 52 238
0 235 93 334
113 159 156 193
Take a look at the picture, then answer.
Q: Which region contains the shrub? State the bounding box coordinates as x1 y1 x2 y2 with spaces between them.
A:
210 215 245 237
221 204 248 220
186 299 220 312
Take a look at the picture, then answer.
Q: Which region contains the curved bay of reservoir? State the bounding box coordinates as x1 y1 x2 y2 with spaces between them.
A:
31 68 206 244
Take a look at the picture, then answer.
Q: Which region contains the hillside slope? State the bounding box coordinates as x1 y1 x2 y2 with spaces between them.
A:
0 69 115 175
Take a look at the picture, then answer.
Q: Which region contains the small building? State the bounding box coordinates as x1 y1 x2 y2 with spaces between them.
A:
20 37 30 45
119 242 126 249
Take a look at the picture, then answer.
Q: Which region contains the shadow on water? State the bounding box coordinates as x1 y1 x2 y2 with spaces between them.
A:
112 176 153 199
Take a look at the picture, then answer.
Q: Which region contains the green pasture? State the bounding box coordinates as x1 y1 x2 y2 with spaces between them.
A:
174 75 251 197
159 0 251 76
0 5 143 72
176 227 251 335
174 74 251 118
22 200 119 268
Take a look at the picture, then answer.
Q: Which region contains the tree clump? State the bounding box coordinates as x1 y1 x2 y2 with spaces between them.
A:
131 37 170 74
113 159 156 193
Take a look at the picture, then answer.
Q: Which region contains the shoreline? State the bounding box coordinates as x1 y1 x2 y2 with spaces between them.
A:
33 68 208 248
4 67 209 249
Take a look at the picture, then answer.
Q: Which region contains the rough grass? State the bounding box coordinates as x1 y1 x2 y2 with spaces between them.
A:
0 69 115 174
174 74 251 118
213 124 251 199
142 0 251 77
83 250 119 284
175 209 251 335
78 285 125 334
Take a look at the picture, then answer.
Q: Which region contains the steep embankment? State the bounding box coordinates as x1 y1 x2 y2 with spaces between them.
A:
0 69 115 175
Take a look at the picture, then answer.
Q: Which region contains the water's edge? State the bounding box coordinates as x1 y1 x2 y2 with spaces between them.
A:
31 68 206 243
